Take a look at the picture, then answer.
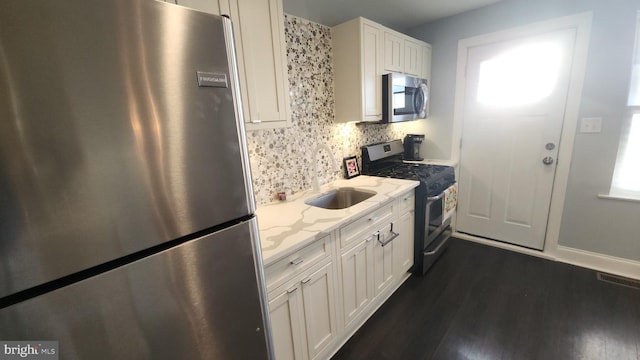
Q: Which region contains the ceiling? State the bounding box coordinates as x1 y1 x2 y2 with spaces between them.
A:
283 0 504 32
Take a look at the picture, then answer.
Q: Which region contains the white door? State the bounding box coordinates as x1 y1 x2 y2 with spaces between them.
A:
457 29 576 249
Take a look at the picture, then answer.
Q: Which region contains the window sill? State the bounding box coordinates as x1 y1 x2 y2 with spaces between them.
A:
597 194 640 203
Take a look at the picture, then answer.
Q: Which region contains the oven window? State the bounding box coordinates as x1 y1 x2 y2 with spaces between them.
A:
428 197 444 228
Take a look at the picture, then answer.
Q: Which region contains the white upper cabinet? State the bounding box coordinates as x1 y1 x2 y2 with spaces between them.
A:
333 17 432 123
383 31 404 73
382 27 430 77
167 0 291 129
404 38 423 77
225 0 291 130
421 44 432 80
333 18 383 123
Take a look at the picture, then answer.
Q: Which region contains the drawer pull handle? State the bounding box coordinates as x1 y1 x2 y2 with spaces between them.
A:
286 287 298 294
366 235 374 243
290 257 304 265
377 224 400 247
302 277 312 284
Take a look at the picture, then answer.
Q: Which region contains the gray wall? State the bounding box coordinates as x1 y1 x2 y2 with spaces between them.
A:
409 0 640 261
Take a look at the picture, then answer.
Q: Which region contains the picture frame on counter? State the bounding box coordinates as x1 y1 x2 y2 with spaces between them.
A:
343 156 360 179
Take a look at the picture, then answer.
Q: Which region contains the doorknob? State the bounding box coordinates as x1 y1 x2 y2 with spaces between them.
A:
542 156 554 165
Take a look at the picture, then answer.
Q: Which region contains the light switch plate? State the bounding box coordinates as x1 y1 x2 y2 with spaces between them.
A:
580 117 602 133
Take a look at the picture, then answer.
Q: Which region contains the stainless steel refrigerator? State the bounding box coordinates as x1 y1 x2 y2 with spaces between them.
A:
0 0 273 358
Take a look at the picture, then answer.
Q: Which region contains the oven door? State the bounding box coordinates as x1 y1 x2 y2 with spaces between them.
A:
424 191 448 249
415 190 452 275
383 73 429 123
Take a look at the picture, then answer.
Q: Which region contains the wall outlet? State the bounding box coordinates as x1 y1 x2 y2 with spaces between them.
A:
580 117 602 133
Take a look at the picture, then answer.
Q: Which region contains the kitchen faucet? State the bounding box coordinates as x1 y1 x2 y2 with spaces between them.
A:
312 143 339 193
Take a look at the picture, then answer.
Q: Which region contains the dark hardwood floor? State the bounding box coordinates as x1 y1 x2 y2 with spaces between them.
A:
332 238 640 360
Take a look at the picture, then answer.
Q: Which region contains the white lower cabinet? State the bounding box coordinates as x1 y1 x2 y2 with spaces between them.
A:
395 192 415 276
267 236 337 360
301 262 338 359
267 189 415 359
269 284 306 360
339 234 374 329
373 223 396 296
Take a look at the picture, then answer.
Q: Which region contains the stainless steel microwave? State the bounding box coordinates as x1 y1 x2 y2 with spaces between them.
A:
382 73 429 122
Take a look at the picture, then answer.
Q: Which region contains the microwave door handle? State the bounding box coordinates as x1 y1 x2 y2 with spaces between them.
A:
418 83 428 117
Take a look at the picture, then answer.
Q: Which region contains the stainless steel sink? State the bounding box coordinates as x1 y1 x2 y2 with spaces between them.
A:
305 187 376 209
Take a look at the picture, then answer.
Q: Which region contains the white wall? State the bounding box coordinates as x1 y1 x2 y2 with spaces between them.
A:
408 0 640 263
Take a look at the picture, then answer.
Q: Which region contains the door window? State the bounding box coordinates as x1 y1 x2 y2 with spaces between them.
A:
476 42 563 107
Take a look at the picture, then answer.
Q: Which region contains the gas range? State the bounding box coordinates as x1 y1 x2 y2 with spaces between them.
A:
365 162 455 197
361 139 456 275
360 140 455 197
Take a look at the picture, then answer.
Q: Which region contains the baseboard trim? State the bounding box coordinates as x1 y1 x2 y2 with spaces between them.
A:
453 232 640 281
554 245 640 281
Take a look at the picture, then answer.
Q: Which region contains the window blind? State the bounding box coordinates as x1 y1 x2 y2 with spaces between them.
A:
610 12 640 199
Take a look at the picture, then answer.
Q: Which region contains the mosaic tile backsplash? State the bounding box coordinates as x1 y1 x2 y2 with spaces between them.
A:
246 15 417 206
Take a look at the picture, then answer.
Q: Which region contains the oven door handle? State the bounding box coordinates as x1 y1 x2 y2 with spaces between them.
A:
427 192 446 202
376 225 400 247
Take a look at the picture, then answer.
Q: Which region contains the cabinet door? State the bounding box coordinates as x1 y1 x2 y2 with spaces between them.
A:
301 262 337 360
395 212 414 277
362 23 382 121
383 31 403 73
421 44 432 81
227 0 291 129
269 285 307 360
404 39 422 76
340 236 374 329
373 227 395 296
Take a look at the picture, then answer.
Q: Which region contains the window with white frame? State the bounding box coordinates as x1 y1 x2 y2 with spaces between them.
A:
610 12 640 199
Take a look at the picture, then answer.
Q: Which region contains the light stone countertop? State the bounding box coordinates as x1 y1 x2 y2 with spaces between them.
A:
256 175 419 266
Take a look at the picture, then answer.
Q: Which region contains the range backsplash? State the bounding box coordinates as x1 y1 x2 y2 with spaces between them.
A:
246 14 418 206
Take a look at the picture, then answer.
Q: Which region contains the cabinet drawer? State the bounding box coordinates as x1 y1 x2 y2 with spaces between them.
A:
265 235 331 291
398 191 415 214
340 203 393 249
